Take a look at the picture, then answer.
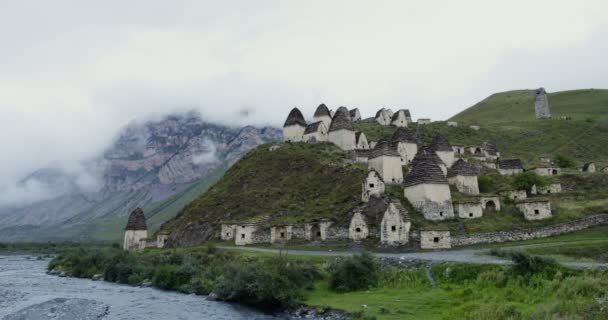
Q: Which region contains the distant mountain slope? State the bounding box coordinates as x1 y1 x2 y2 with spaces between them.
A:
450 89 608 124
0 112 281 242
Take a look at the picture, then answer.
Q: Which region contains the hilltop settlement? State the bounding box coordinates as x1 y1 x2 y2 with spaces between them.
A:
123 88 608 251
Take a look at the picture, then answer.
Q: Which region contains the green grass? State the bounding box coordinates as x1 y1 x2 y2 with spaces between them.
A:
523 241 608 263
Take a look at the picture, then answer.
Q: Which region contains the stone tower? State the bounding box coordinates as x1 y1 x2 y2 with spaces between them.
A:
123 208 148 251
534 88 551 119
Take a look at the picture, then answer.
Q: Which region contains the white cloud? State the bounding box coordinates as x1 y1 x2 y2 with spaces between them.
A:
0 0 607 198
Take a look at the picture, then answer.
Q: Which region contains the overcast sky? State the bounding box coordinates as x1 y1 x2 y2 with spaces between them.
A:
1 0 608 201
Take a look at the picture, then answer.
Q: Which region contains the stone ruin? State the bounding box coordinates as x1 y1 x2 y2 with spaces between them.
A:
534 87 551 119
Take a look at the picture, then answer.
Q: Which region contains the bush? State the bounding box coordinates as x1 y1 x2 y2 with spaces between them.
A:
512 171 547 193
477 175 495 193
555 155 576 168
328 252 380 293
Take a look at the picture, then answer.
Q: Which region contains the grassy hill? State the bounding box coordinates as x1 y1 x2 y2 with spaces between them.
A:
450 89 608 124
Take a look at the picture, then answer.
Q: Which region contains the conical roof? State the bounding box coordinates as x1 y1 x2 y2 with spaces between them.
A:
403 148 448 187
391 109 409 122
283 108 306 127
125 208 147 231
430 135 452 152
369 138 400 158
391 127 417 144
329 106 354 132
313 104 331 118
483 141 499 156
447 159 479 177
418 145 445 167
375 108 387 118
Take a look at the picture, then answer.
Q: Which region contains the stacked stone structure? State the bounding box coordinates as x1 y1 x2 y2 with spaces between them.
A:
313 104 332 128
355 132 370 150
516 198 552 220
375 108 392 125
368 139 403 184
283 108 307 142
362 170 386 202
403 149 454 220
497 159 524 176
454 200 483 219
391 127 418 165
582 162 596 173
533 166 561 176
328 107 357 150
391 109 409 127
447 159 479 195
420 230 451 249
430 135 455 167
303 121 328 142
123 208 148 251
534 87 551 119
349 108 361 122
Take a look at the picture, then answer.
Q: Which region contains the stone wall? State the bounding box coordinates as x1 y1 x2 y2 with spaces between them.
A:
455 202 483 219
448 175 479 195
396 142 418 165
404 184 454 220
123 230 148 251
420 231 451 249
451 214 608 246
283 124 305 142
328 129 356 150
271 225 293 243
435 150 455 168
516 201 552 220
348 211 369 241
380 204 411 245
368 155 403 184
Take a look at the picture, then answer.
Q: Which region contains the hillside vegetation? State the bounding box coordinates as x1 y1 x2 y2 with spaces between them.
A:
162 143 366 233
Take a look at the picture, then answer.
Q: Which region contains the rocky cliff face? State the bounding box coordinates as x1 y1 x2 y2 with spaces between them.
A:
0 111 281 242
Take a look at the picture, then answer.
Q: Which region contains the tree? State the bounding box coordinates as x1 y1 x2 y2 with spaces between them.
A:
512 171 547 192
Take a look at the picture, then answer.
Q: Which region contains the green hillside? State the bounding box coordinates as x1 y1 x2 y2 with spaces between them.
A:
162 143 366 232
450 89 608 124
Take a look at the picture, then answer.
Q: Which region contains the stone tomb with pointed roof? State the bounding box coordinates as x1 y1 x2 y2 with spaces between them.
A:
368 139 403 184
498 159 524 176
303 121 329 143
391 109 409 127
348 196 411 245
123 208 148 251
362 170 385 202
313 103 332 129
283 107 307 142
582 162 596 173
355 131 370 150
391 128 418 165
328 107 357 150
430 135 455 168
350 108 362 122
447 159 479 195
375 108 392 126
403 149 454 221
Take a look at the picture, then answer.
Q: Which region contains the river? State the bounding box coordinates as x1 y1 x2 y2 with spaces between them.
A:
0 254 290 320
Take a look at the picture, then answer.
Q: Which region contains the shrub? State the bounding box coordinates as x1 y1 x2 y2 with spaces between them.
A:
512 171 547 193
477 175 495 193
555 155 576 168
328 252 380 293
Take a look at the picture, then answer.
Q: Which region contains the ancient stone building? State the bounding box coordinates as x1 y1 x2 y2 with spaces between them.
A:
385 108 394 118
328 107 357 150
403 149 454 221
480 196 501 212
368 139 403 184
418 118 431 125
305 220 332 241
283 108 307 142
391 109 409 127
430 135 455 167
420 230 451 249
355 132 370 150
469 125 480 131
156 232 169 248
602 166 608 173
123 208 148 251
271 225 293 243
504 190 527 201
375 108 392 125
403 109 412 122
235 224 269 245
533 183 562 195
419 145 447 175
391 127 418 165
447 159 479 195
447 121 458 127
313 103 332 129
497 159 524 176
516 199 552 220
533 166 561 176
348 209 369 241
380 200 411 246
221 224 237 240
582 162 596 173
354 149 370 163
452 145 466 157
483 142 500 160
468 146 485 158
362 170 386 202
349 108 362 122
534 87 551 119
454 200 483 219
303 121 329 143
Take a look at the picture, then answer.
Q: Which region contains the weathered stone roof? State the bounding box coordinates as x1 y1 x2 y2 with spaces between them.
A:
390 200 411 222
369 138 400 159
483 141 499 156
349 108 360 118
313 104 331 118
515 198 550 204
358 195 409 227
355 131 365 143
390 109 410 122
329 107 354 132
430 135 452 152
419 145 445 167
283 108 306 127
391 127 417 144
367 169 384 182
448 159 479 177
498 159 523 170
403 148 448 187
125 208 147 231
455 199 482 204
355 149 371 158
536 87 546 95
583 162 595 170
304 121 324 134
375 108 386 118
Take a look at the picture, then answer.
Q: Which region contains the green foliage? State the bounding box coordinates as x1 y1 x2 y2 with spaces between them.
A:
555 155 576 168
511 171 547 192
477 175 494 193
328 252 380 293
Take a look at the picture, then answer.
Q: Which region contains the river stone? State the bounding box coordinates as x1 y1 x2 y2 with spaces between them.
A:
4 298 109 320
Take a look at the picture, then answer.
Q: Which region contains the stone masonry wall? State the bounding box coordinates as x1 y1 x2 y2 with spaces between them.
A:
451 214 608 247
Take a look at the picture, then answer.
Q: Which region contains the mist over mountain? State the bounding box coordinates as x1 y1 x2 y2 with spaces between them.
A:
0 111 281 242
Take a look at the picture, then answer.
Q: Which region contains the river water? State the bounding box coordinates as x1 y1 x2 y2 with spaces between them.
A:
0 254 289 320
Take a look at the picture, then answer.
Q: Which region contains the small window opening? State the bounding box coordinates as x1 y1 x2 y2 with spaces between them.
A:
226 233 229 237
433 237 440 243
369 183 374 188
241 234 245 239
534 209 540 215
316 231 321 237
391 226 397 232
280 232 285 238
392 178 395 182
469 213 473 217
547 190 551 194
439 212 444 217
356 227 361 233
